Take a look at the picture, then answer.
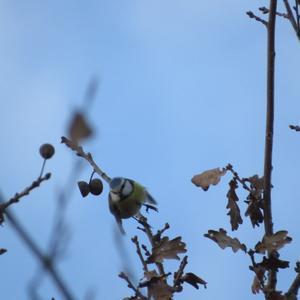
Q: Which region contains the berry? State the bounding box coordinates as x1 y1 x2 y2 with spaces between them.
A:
89 178 103 196
77 181 90 197
39 143 55 159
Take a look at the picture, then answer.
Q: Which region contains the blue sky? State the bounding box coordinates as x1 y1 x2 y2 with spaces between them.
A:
0 1 300 299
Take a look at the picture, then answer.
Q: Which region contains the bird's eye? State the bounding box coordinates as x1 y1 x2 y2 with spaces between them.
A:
110 177 124 190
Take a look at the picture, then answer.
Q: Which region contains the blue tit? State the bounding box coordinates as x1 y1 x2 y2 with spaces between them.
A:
108 177 157 234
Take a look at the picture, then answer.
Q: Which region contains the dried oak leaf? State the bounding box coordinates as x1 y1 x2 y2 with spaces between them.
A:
267 291 287 300
147 236 187 263
68 112 93 142
204 228 247 253
258 256 289 271
255 231 292 254
249 264 265 294
140 271 173 300
226 179 243 231
191 168 226 191
247 175 264 197
181 272 207 289
251 275 262 294
244 175 264 227
245 196 264 228
286 294 297 300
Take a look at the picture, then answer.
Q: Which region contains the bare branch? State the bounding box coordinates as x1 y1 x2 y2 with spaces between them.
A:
286 262 300 298
137 215 166 276
61 136 111 183
295 0 300 31
263 0 277 291
289 124 300 131
132 236 149 273
119 272 147 300
226 164 252 193
0 196 76 300
259 6 289 18
283 0 300 39
173 256 188 290
247 11 268 26
0 173 51 218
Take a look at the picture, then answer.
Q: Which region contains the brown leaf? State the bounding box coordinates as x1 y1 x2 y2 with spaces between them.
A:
245 195 264 227
147 237 187 263
140 272 173 300
68 112 93 142
191 168 226 191
258 256 289 271
181 272 207 289
226 179 243 231
268 291 287 300
251 275 261 294
247 175 264 196
255 231 292 254
204 228 247 253
144 270 159 280
244 175 264 227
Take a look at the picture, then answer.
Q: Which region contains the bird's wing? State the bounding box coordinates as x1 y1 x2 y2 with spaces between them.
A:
145 190 157 205
109 194 126 235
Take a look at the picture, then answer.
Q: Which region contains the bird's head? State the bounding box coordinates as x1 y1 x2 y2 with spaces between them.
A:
110 177 133 197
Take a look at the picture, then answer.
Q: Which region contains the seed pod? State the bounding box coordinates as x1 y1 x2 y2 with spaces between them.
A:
77 181 90 197
39 143 55 159
89 178 103 196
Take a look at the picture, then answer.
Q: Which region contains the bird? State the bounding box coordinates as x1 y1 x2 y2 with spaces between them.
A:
108 177 157 234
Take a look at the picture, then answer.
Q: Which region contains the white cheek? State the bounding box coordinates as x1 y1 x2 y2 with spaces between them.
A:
110 193 120 203
122 181 133 196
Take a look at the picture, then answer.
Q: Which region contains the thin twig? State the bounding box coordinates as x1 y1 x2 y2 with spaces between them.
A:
259 6 289 18
286 262 300 298
295 0 300 31
289 124 300 131
156 223 170 238
248 250 266 289
173 256 188 289
247 11 268 26
61 136 111 183
264 0 277 291
82 77 99 115
119 272 147 299
137 216 166 276
0 198 76 300
132 236 149 272
226 164 252 193
283 0 300 39
39 159 47 179
0 173 51 212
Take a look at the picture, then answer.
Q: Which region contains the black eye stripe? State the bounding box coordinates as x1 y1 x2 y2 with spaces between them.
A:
120 180 126 192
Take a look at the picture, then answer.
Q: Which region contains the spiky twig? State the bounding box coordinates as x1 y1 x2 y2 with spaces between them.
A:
132 236 149 273
119 272 147 300
286 262 300 298
61 136 111 183
137 215 166 276
0 195 76 300
283 0 300 39
289 124 300 131
173 255 188 290
0 173 51 214
247 11 268 26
